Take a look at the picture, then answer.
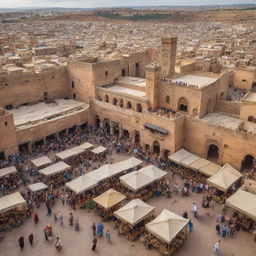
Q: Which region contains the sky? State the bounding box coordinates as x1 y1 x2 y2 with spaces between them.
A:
1 0 256 9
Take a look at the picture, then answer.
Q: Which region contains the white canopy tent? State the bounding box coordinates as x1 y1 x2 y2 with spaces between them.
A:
31 156 52 168
66 175 98 194
146 209 189 244
28 182 48 192
114 199 155 226
168 148 220 177
138 165 167 180
226 189 256 221
91 146 107 154
39 161 71 176
0 192 26 213
0 166 17 178
207 163 242 192
120 171 155 192
79 142 94 150
56 146 85 160
86 164 113 182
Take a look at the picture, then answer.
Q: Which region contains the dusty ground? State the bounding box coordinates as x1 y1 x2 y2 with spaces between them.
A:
1 153 256 256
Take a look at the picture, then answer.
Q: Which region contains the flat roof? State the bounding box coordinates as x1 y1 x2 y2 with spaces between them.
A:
104 85 146 97
171 74 217 88
118 76 146 87
10 99 89 129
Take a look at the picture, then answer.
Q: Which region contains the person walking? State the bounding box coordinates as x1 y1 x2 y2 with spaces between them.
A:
188 220 193 232
69 212 74 226
28 233 34 246
106 230 111 243
18 236 25 250
216 224 221 235
213 240 221 256
192 203 198 218
97 223 104 237
34 213 39 224
92 237 97 251
221 225 227 238
92 223 96 236
43 227 49 241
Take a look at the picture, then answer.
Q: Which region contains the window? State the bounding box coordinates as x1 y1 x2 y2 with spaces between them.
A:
105 71 108 76
73 93 76 99
127 101 132 109
5 121 8 126
166 95 170 104
72 81 75 88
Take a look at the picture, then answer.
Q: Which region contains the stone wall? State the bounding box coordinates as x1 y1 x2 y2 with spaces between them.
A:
0 67 69 108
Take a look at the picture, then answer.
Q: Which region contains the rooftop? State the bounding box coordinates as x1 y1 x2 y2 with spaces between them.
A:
171 74 218 89
102 85 146 98
118 76 146 87
10 99 89 130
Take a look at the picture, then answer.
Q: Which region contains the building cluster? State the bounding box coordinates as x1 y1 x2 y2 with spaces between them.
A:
0 20 255 179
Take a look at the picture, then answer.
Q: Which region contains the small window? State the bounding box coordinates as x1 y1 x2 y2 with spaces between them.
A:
4 83 8 86
105 71 108 76
166 96 170 104
5 121 8 126
73 93 76 99
72 81 75 88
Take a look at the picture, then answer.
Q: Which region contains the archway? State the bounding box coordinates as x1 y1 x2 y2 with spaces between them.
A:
207 144 219 163
241 155 254 172
119 99 123 108
95 115 100 128
123 129 130 138
105 95 109 103
122 69 126 77
153 141 160 154
127 101 132 109
112 122 119 137
136 103 142 113
103 119 110 133
178 97 188 112
135 130 140 144
113 98 118 106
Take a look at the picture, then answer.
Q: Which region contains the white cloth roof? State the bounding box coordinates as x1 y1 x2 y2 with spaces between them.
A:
0 166 17 178
56 146 85 160
39 161 71 176
66 175 98 194
31 156 52 168
226 189 256 221
93 189 126 209
138 165 167 180
168 148 220 177
207 163 242 192
0 192 26 213
120 171 155 192
114 199 155 226
79 142 94 150
168 149 191 164
91 146 107 154
28 182 48 192
146 209 189 244
86 164 113 182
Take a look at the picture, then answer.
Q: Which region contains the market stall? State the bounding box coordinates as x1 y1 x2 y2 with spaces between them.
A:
0 192 29 232
79 142 94 150
93 189 126 221
65 175 98 208
31 156 52 170
168 148 220 183
55 146 86 166
28 182 48 202
226 189 256 232
145 209 189 256
118 169 164 201
0 166 20 194
114 199 155 241
207 163 242 204
39 161 71 188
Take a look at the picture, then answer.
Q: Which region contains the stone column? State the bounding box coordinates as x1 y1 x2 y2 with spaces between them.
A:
110 122 114 135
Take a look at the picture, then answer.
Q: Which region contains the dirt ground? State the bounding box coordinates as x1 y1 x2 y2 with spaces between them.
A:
1 153 256 256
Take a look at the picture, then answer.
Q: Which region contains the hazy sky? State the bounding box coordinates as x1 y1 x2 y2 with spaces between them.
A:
1 0 255 8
